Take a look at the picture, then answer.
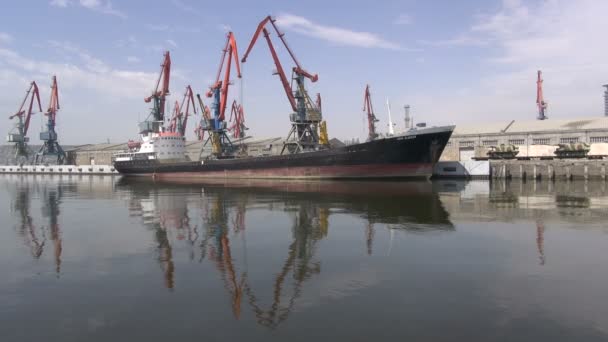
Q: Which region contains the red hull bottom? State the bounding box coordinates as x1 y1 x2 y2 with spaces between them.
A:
139 163 434 180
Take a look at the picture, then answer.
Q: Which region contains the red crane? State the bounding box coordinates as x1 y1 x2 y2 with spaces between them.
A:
179 85 196 136
228 100 247 139
363 85 379 141
9 81 42 137
168 100 181 133
241 15 318 113
46 76 60 123
241 15 324 154
144 51 171 122
35 76 65 165
8 81 42 158
536 70 547 120
207 32 241 122
168 85 197 136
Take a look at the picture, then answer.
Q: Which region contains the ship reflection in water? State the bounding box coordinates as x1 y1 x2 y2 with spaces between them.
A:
118 178 453 328
2 175 608 341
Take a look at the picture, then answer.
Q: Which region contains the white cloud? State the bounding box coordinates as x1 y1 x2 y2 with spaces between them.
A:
50 0 70 7
394 14 412 25
50 0 127 19
417 34 490 47
166 39 178 48
171 0 200 15
48 40 110 73
145 24 200 33
0 32 12 45
126 56 140 63
276 13 407 51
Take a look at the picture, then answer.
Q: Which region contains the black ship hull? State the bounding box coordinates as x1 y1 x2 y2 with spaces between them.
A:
114 126 454 179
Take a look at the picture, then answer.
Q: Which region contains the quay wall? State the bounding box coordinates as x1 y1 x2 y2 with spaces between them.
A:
490 159 608 180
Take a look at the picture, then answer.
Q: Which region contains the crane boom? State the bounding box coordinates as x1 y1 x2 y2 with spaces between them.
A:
207 32 241 121
9 81 42 136
35 76 66 164
228 100 247 139
7 81 43 159
47 76 59 122
196 94 211 120
168 101 180 133
241 16 318 112
144 51 171 121
536 70 547 120
363 85 379 141
180 85 196 136
242 15 325 154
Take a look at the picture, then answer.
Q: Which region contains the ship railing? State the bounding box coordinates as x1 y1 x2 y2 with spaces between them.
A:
112 151 156 162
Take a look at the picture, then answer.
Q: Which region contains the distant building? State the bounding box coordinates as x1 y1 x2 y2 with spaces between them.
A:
440 117 608 161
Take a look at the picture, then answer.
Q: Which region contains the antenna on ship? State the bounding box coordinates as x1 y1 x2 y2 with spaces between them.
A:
386 98 395 136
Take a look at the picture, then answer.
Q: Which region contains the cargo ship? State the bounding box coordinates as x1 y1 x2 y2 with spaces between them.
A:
113 20 454 180
112 125 454 179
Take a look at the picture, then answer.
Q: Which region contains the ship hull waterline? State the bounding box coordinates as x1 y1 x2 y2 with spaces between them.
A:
113 126 454 180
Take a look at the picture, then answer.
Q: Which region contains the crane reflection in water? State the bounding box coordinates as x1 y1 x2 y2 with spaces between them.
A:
10 179 64 276
118 179 454 328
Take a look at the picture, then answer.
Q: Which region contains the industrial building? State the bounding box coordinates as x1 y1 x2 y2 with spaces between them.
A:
440 116 608 161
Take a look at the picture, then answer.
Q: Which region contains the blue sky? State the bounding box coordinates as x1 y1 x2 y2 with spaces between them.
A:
1 0 607 144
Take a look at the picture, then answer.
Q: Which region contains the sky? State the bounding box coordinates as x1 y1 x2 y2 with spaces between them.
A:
1 0 607 144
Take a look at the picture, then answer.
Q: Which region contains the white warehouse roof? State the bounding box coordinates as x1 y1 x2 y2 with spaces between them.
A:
454 117 608 136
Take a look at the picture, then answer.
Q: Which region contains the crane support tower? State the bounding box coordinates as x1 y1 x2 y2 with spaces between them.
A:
536 70 548 120
363 85 379 141
241 15 327 154
141 51 171 134
7 81 42 161
35 76 66 165
201 31 242 158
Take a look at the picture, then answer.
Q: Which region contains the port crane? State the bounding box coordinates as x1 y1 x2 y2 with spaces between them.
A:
536 70 548 120
167 85 196 136
7 81 42 161
363 85 379 141
228 100 248 140
202 32 242 158
35 76 66 165
194 94 211 141
241 15 328 154
141 51 171 134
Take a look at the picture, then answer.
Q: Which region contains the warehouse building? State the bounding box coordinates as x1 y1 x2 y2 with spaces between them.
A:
440 117 608 161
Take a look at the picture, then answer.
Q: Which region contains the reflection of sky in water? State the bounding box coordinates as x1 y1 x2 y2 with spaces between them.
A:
1 175 607 341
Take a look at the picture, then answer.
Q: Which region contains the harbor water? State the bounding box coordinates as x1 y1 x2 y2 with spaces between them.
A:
1 175 607 341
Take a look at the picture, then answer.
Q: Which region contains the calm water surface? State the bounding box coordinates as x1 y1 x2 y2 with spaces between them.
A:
1 175 607 341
